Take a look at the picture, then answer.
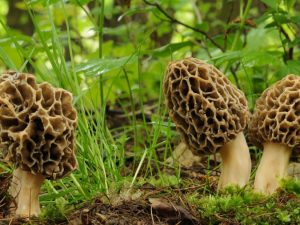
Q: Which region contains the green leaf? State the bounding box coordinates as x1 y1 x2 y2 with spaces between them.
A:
0 46 18 70
288 38 300 48
212 50 242 65
286 0 296 10
118 6 155 21
242 50 279 67
145 41 193 57
70 0 93 5
278 60 300 76
195 22 209 32
75 54 138 77
273 13 290 24
26 0 60 6
265 21 277 28
260 0 278 9
291 15 300 26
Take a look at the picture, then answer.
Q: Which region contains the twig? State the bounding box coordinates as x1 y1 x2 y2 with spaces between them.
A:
279 26 294 61
230 62 241 89
143 0 224 52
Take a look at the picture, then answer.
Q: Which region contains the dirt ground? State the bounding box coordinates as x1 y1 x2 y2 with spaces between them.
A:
0 167 216 225
1 160 300 225
1 103 300 225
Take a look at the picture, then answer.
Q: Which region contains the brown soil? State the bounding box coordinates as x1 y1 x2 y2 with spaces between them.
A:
65 180 211 225
0 171 215 225
0 172 11 220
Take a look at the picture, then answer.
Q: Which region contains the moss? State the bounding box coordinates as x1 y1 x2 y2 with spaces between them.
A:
39 197 68 222
281 178 300 197
187 184 300 225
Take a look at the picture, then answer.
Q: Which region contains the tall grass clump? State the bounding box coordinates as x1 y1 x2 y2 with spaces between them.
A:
0 0 178 211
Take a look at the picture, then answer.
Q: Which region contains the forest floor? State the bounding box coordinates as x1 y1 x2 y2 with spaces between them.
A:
1 160 300 225
1 103 300 225
1 159 215 225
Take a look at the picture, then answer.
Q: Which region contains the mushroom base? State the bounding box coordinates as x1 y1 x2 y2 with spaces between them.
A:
254 142 291 194
9 168 45 217
218 132 251 190
167 142 201 167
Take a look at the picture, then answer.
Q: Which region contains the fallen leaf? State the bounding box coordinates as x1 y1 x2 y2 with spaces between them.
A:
149 197 197 224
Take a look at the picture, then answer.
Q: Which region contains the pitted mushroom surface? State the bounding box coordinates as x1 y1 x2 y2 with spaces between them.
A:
249 74 300 194
163 57 251 189
0 71 77 217
163 57 248 154
249 74 300 152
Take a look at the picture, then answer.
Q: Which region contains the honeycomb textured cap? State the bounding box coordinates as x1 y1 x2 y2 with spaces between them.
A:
163 57 249 154
249 74 300 152
0 71 77 180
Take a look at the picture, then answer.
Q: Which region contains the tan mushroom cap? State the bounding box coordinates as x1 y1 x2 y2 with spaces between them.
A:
249 74 300 152
0 71 77 180
163 57 249 154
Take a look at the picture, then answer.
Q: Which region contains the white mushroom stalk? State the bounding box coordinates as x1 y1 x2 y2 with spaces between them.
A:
9 168 45 217
218 132 251 190
249 74 300 194
254 143 292 194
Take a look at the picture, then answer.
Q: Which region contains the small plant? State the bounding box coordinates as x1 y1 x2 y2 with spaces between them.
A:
40 197 68 222
281 178 300 197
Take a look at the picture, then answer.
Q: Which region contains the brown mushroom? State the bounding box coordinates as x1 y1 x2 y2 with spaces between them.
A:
0 71 77 217
163 57 251 189
249 74 300 194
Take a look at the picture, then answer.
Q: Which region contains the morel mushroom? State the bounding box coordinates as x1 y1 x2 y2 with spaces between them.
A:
0 71 77 217
249 75 300 194
163 57 251 189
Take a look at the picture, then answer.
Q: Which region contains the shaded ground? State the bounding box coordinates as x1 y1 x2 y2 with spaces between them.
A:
0 172 10 220
0 166 214 225
1 167 300 225
68 195 201 225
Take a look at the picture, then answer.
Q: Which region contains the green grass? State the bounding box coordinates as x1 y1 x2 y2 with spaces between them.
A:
0 0 180 207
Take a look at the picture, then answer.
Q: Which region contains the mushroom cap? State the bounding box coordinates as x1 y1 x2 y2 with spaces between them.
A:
163 57 249 154
249 74 300 152
0 71 77 180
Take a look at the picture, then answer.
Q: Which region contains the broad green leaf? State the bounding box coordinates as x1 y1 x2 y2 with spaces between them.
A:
70 0 93 5
285 61 300 74
291 16 300 26
75 54 138 77
118 6 155 21
0 46 18 70
103 25 128 36
212 51 242 65
288 38 300 48
278 60 300 76
260 0 278 9
273 13 290 25
286 0 296 10
26 0 60 6
145 41 193 57
195 22 209 32
242 50 279 67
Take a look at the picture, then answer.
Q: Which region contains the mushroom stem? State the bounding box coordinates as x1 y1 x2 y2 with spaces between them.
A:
9 168 45 217
254 142 291 194
218 132 251 190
